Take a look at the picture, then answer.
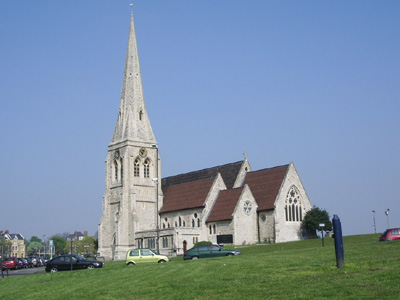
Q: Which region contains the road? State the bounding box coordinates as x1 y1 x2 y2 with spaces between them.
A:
1 266 45 279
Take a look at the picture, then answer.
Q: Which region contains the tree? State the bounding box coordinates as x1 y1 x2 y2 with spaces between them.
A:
27 241 42 255
50 236 67 256
78 236 96 256
30 236 42 243
302 206 332 238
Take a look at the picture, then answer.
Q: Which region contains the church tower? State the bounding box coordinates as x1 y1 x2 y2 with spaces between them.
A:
98 11 161 261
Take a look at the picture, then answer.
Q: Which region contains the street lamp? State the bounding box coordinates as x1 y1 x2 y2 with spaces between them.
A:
372 210 376 234
152 144 160 253
42 235 46 258
385 209 390 228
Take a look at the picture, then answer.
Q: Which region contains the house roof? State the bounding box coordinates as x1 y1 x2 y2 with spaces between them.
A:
162 161 243 189
161 177 216 213
207 188 244 223
243 164 289 211
7 233 24 240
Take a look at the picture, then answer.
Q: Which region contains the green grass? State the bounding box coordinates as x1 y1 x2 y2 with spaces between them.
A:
1 234 399 299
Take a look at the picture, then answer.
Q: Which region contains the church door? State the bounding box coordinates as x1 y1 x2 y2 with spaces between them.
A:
183 240 187 252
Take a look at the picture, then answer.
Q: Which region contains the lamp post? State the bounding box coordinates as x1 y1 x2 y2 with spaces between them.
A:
152 144 160 253
372 210 376 233
385 209 390 228
42 235 46 258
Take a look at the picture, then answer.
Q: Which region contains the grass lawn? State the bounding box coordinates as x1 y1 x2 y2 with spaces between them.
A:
1 234 399 299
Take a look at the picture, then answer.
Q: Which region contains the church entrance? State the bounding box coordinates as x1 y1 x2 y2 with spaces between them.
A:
183 240 187 252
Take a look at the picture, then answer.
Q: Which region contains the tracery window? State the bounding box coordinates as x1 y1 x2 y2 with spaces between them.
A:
134 158 140 177
144 158 150 178
285 186 303 222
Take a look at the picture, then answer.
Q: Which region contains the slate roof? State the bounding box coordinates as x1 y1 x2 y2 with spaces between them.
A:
207 188 244 222
161 177 215 213
7 233 24 240
162 161 243 189
243 164 289 211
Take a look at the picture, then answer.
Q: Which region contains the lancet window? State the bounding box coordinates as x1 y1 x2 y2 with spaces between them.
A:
285 186 303 222
134 158 140 177
144 158 150 178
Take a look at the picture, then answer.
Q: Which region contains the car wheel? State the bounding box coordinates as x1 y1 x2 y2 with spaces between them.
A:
127 262 135 266
50 267 58 273
158 260 166 263
227 253 234 257
87 265 95 269
191 256 199 260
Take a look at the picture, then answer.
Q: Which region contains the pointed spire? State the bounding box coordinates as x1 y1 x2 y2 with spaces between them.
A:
110 10 156 146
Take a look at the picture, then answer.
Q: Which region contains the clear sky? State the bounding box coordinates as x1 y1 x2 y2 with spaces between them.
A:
1 1 399 240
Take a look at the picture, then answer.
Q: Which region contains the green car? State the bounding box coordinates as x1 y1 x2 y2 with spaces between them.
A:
125 249 169 265
183 244 242 260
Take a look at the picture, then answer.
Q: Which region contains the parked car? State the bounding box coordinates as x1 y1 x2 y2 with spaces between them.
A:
125 249 169 265
28 256 40 267
22 257 34 268
184 244 242 260
45 255 104 273
2 257 22 270
379 228 400 241
17 258 26 269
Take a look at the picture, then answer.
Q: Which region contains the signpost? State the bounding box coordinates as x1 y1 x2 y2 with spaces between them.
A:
319 223 325 247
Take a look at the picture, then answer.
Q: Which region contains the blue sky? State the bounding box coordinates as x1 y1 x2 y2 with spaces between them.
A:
1 1 399 240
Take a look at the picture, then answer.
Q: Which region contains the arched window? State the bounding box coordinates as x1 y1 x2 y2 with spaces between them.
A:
198 219 201 227
163 223 166 229
134 158 140 177
179 217 181 227
144 158 150 178
183 221 186 227
209 225 212 234
285 186 303 222
192 219 195 227
213 224 216 234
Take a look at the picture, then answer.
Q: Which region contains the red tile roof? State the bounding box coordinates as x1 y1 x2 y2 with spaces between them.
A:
243 165 289 211
207 188 243 222
160 177 215 213
162 161 243 189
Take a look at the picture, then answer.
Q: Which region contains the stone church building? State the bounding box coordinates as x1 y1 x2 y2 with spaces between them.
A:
98 12 312 261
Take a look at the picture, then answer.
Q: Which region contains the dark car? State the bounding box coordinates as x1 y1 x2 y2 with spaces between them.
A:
2 257 21 270
28 256 40 267
379 228 400 241
17 258 26 269
183 244 242 260
45 254 104 273
22 257 34 268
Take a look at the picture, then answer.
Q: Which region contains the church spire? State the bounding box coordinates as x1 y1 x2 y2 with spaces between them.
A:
110 10 156 146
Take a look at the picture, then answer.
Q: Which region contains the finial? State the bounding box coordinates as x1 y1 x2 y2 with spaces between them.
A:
243 151 248 160
130 3 133 14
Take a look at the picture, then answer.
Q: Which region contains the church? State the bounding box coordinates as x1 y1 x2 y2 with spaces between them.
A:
98 12 312 261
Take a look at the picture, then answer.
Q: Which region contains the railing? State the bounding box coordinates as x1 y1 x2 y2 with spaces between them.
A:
1 263 9 278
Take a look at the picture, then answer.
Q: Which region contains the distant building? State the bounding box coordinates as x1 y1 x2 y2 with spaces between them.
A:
98 11 312 261
66 231 87 241
4 233 26 258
